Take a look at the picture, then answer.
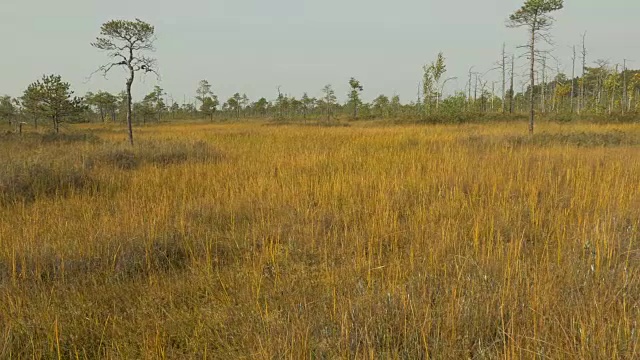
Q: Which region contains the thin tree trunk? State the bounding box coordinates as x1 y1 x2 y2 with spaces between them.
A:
611 66 618 115
491 82 495 111
126 75 134 146
502 43 506 113
417 81 422 116
580 32 587 115
541 55 546 114
467 71 472 112
327 102 330 122
521 83 527 113
571 46 576 114
529 21 536 135
474 75 478 104
609 86 614 116
510 55 515 114
597 81 602 114
552 81 557 113
622 60 627 115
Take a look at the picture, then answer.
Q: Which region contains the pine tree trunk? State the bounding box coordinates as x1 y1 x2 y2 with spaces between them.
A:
510 55 515 114
571 46 576 114
327 102 330 122
502 43 506 113
580 33 587 115
622 61 627 115
467 73 472 112
126 74 134 146
541 55 546 114
529 23 536 135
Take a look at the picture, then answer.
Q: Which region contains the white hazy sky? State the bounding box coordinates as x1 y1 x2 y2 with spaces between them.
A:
1 0 639 104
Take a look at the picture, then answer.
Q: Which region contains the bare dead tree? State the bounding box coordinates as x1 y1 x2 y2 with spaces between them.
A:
622 59 628 115
467 67 474 112
541 54 547 114
579 32 587 115
502 43 507 113
510 54 515 113
508 0 564 134
571 45 576 113
91 19 159 145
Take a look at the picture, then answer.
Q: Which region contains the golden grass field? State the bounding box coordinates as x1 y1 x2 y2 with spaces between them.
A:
0 120 639 359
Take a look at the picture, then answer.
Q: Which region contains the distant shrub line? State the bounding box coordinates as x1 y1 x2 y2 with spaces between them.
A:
0 135 224 206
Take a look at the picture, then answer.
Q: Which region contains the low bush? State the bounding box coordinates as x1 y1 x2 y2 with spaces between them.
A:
0 231 193 284
39 132 101 144
0 161 96 205
92 140 224 170
507 130 639 147
1 131 101 144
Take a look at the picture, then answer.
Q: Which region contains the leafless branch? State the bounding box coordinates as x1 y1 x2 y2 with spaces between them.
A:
85 61 127 84
109 52 129 64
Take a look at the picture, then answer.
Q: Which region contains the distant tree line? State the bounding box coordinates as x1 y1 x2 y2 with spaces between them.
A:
2 63 639 134
2 1 640 137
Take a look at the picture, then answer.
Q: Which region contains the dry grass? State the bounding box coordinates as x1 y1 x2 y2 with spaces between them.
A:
0 121 639 359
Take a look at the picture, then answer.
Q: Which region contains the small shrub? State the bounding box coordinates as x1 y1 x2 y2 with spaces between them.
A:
506 131 638 147
586 113 640 124
92 140 224 170
96 148 140 170
112 233 190 279
0 161 96 205
146 141 213 166
39 132 101 144
550 113 575 123
314 121 351 127
0 132 101 148
411 112 528 125
0 232 192 284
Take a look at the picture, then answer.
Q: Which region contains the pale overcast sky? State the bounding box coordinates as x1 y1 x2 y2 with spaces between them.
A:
1 0 638 104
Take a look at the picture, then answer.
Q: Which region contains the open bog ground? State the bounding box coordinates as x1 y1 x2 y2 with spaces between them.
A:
0 120 639 359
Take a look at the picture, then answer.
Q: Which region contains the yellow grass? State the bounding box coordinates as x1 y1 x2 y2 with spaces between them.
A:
0 120 639 359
